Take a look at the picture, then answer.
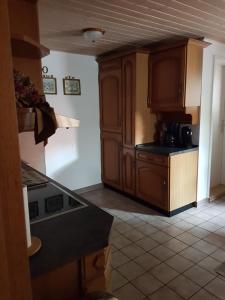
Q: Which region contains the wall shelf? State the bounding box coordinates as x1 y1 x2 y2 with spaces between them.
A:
11 34 50 59
17 108 80 133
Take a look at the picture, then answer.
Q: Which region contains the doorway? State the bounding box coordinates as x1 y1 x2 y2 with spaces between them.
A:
209 59 225 200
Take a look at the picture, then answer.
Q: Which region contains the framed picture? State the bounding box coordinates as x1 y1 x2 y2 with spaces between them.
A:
43 76 57 95
63 77 81 95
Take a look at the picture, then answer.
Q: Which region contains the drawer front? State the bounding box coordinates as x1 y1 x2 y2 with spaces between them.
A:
136 151 168 167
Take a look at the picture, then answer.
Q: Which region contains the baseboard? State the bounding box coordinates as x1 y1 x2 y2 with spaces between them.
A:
74 183 103 195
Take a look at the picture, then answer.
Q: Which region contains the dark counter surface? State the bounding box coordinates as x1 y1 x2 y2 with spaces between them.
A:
23 164 114 278
136 143 198 156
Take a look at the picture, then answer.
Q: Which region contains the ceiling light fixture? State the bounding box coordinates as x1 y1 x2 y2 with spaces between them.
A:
83 28 105 43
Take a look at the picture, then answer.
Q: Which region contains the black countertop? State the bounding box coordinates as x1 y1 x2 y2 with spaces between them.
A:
23 164 114 278
136 143 198 156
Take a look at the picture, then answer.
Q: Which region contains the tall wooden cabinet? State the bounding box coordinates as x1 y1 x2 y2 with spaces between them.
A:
99 51 155 195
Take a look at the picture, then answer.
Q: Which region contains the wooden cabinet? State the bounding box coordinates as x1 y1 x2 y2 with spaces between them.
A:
32 246 112 300
136 159 169 210
149 46 185 111
122 55 135 147
136 150 198 213
81 246 112 295
99 51 156 194
101 132 122 190
149 39 210 115
122 148 135 195
99 59 122 133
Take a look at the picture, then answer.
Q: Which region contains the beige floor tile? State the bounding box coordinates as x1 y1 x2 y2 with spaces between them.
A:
111 269 128 291
176 232 200 245
111 234 132 249
185 216 205 226
125 217 147 227
151 231 172 243
198 221 222 233
112 251 130 268
203 233 225 247
150 262 179 283
205 277 225 300
149 245 176 261
188 226 210 238
132 272 163 295
183 265 215 286
134 253 161 271
136 237 159 251
122 228 145 242
149 286 184 300
198 256 222 275
192 240 218 255
162 225 184 237
168 274 201 299
165 254 193 273
114 283 145 300
210 248 225 262
175 221 195 231
164 238 188 253
116 222 133 233
189 289 219 300
117 261 145 281
120 243 145 259
137 223 158 235
180 246 207 263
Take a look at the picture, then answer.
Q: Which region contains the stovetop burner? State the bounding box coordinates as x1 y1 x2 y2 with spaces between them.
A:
28 182 87 224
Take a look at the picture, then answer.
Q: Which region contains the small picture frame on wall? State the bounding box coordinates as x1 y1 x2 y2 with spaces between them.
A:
63 76 81 95
43 75 57 95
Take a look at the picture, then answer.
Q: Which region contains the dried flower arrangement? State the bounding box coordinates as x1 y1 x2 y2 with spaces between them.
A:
14 70 57 144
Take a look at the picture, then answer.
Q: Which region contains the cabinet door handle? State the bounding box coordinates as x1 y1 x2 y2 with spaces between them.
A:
163 179 167 186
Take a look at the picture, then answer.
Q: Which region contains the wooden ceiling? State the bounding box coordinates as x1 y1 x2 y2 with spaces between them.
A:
38 0 225 56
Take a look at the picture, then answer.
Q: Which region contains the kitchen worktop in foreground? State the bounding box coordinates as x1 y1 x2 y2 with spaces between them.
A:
136 142 198 156
23 164 114 278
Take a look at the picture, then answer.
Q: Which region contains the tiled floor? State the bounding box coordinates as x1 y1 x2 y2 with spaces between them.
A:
82 188 225 300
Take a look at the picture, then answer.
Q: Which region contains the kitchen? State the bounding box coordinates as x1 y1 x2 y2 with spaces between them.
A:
3 0 225 299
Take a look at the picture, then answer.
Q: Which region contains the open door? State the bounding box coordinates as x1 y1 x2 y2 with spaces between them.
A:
210 62 225 201
0 0 32 299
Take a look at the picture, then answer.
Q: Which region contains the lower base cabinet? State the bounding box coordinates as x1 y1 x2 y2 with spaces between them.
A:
32 246 112 300
135 150 198 213
136 160 169 210
101 132 122 190
122 148 135 195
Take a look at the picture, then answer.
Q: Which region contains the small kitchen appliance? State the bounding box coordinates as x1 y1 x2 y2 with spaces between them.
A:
181 126 193 148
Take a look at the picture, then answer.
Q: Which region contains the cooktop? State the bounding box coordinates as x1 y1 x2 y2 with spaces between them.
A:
28 182 87 224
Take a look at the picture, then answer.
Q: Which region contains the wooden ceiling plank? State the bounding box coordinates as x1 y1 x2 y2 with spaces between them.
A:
69 0 225 37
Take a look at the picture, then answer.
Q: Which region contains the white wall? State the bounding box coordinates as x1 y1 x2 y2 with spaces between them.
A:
42 51 101 190
19 133 46 173
198 40 225 201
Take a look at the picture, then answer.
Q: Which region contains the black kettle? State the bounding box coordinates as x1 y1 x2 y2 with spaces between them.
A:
181 126 193 148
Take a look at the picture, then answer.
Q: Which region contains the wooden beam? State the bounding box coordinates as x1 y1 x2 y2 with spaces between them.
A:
0 0 32 299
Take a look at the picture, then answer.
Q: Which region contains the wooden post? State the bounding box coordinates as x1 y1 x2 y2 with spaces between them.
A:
0 0 32 299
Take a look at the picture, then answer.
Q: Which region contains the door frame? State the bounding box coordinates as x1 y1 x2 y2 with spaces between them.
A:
207 55 225 197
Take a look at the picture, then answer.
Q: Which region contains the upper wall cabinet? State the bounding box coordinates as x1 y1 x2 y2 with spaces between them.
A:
149 38 210 114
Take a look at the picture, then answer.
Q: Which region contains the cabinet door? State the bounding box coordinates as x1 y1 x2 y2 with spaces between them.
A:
99 59 122 133
149 46 186 112
101 132 122 190
122 54 135 147
123 148 135 195
136 161 168 210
